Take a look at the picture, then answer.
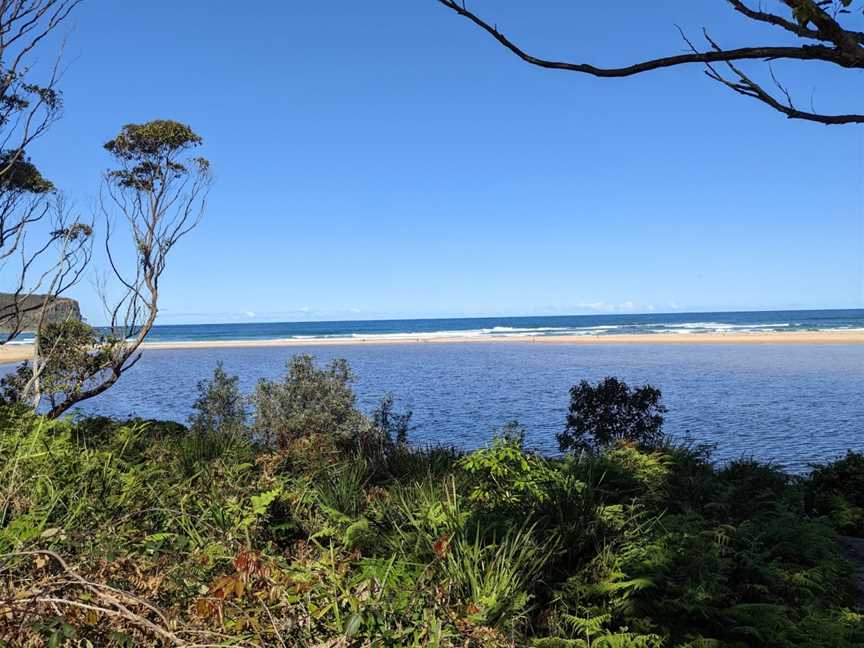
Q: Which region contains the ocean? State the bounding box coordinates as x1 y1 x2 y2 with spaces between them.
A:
8 309 860 472
102 308 864 342
6 308 863 344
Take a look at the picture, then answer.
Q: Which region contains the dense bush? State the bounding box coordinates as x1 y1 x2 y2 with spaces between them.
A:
808 451 864 535
251 354 365 449
1 357 862 647
460 422 566 516
558 376 666 453
189 361 247 436
0 320 109 408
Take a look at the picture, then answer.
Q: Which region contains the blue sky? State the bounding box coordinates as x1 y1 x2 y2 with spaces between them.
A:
26 1 864 324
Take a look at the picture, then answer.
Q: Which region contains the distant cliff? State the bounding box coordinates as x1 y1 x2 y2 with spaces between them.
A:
0 293 82 332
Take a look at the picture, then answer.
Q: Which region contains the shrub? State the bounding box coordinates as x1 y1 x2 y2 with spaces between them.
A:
371 393 412 447
460 422 562 514
344 394 414 478
0 320 109 409
558 377 666 454
657 440 718 515
373 475 457 560
807 451 864 536
443 524 549 632
72 415 185 447
188 362 247 436
173 363 250 472
385 443 462 481
715 459 791 522
590 442 672 505
314 459 370 519
0 362 29 405
5 370 863 647
251 354 365 449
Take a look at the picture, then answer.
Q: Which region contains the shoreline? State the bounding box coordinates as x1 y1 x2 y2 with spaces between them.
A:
1 329 862 365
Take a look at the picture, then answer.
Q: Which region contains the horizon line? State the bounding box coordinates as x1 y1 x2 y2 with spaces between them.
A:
117 306 864 328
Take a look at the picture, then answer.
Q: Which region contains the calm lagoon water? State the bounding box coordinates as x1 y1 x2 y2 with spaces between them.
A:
47 342 864 472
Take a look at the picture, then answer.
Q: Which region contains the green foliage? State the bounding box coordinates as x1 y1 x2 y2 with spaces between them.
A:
104 119 208 191
2 366 863 647
714 459 791 521
591 442 673 505
175 422 250 476
559 377 666 454
342 394 415 481
0 151 54 194
378 474 468 562
105 119 202 157
189 362 247 436
460 422 569 514
36 320 111 404
443 524 549 631
372 393 413 447
314 459 370 520
174 362 250 473
251 354 365 449
1 320 112 408
808 451 864 535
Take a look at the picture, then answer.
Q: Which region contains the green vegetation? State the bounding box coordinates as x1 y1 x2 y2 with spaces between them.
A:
1 358 862 647
559 377 666 453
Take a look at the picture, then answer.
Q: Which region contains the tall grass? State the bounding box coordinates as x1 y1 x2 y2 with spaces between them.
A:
443 523 552 631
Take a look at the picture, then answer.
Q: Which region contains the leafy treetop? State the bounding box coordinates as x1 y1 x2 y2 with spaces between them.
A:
104 119 209 191
558 376 667 454
0 152 54 194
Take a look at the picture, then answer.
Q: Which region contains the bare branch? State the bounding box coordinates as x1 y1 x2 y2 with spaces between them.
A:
698 28 864 124
0 550 201 646
435 0 864 125
436 0 857 74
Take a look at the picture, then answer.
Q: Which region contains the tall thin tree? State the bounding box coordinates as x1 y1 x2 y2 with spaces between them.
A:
38 119 210 418
0 1 90 341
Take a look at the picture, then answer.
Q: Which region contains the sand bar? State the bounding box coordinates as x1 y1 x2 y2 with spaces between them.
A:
1 329 862 365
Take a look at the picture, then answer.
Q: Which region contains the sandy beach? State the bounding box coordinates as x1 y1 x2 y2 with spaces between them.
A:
1 329 862 365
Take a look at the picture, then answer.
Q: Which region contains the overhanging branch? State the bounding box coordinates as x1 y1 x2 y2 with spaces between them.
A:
436 0 864 125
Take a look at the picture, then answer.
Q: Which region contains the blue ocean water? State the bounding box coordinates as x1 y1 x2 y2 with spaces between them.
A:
5 309 863 345
131 308 864 342
33 340 863 473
